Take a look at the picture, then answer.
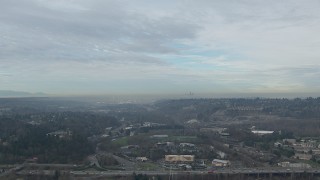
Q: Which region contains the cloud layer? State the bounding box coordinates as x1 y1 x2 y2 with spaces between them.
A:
1 0 320 95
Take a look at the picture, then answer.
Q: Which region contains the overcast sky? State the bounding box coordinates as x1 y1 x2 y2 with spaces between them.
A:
1 0 320 96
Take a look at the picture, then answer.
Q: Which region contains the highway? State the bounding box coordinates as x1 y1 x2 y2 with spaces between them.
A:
9 165 320 176
2 162 320 179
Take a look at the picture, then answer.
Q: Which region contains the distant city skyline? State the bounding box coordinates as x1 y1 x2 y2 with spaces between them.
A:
1 0 320 96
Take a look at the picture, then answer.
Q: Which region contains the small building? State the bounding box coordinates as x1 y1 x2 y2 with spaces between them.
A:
142 122 165 127
179 143 197 153
200 128 227 134
278 162 311 169
46 130 72 139
121 145 139 150
156 142 175 148
101 134 110 138
251 130 274 135
186 119 199 124
28 121 41 126
105 127 112 131
25 157 38 163
223 144 230 148
151 135 168 138
179 143 195 148
217 151 227 159
274 142 282 147
312 149 320 155
219 132 230 137
293 153 312 160
283 139 296 144
289 163 311 169
155 142 175 152
212 159 230 167
136 157 148 162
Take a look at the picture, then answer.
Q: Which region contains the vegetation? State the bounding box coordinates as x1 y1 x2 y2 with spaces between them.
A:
1 97 320 168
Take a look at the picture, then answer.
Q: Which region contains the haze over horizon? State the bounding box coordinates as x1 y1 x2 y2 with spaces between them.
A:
1 0 320 96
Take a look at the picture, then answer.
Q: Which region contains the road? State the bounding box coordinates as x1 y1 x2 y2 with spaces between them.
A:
110 154 136 170
87 155 102 169
0 164 24 177
6 164 320 176
3 162 320 179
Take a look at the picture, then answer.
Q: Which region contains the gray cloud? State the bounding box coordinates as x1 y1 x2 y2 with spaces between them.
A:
0 0 199 66
1 0 320 95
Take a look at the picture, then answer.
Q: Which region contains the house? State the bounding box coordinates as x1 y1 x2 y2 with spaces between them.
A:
155 142 175 152
136 157 148 162
178 164 192 170
212 159 230 167
179 143 197 153
156 142 175 148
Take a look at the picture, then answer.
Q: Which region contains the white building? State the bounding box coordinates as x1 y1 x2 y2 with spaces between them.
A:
278 162 311 169
151 135 168 138
179 143 195 148
136 157 148 162
283 139 296 144
293 153 312 160
251 130 274 135
217 151 227 159
212 159 230 167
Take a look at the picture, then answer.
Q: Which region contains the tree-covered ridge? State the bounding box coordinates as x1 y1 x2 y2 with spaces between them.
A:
155 97 320 119
0 111 119 164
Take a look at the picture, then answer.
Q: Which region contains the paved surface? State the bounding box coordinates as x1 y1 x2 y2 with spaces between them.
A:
111 154 135 170
87 155 102 169
3 162 320 179
6 164 320 175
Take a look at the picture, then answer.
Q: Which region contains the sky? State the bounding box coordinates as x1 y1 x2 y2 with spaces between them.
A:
1 0 320 96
